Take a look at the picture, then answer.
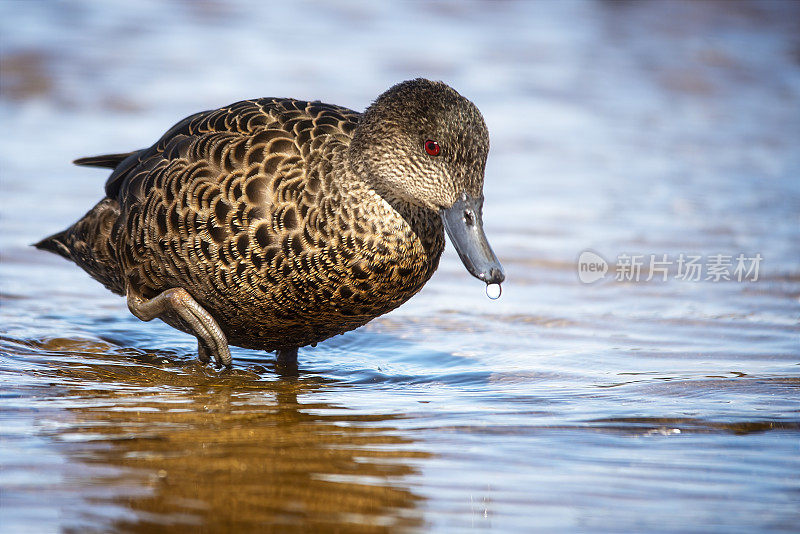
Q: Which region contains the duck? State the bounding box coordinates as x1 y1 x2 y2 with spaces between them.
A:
35 78 505 369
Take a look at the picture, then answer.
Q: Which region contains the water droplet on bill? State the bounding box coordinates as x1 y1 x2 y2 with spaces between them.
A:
485 283 502 300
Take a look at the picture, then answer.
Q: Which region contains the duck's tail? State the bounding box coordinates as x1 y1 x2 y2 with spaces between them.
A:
34 198 127 295
34 230 73 261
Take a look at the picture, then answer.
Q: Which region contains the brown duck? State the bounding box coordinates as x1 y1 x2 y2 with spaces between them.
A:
36 79 505 368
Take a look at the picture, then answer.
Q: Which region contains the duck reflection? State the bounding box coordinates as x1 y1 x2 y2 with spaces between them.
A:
40 344 428 532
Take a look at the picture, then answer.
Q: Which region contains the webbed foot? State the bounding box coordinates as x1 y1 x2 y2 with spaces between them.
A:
126 287 232 368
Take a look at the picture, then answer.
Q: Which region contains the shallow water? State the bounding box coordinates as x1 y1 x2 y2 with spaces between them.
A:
1 1 799 532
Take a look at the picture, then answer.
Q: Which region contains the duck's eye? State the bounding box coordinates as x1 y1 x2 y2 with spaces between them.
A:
424 140 441 156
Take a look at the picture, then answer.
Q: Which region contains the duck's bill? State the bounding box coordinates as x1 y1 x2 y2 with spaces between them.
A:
441 194 505 285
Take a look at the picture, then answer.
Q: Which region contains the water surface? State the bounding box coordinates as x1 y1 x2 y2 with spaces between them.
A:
1 1 799 532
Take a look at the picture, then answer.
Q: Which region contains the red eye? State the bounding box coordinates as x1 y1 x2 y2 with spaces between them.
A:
424 139 440 156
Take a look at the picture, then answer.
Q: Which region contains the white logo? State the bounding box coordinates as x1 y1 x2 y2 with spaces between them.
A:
577 250 608 284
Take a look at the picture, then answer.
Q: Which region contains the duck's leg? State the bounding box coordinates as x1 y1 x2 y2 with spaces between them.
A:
275 347 298 375
197 341 213 365
126 287 232 367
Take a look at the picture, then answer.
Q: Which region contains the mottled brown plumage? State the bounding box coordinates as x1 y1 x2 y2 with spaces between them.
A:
36 79 504 369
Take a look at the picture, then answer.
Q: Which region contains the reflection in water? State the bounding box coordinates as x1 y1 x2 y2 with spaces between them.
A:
3 337 427 532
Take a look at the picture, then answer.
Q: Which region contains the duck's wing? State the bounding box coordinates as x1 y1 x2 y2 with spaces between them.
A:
91 101 360 201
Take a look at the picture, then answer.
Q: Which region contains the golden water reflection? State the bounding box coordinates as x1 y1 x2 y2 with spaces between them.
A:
25 341 428 533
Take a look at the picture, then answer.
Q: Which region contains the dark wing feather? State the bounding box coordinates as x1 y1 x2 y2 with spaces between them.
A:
73 152 140 169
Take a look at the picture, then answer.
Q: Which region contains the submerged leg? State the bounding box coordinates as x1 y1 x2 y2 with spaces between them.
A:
126 287 232 367
275 347 298 375
197 341 212 365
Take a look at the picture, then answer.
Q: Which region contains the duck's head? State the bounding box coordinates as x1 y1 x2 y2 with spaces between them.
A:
349 78 505 287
